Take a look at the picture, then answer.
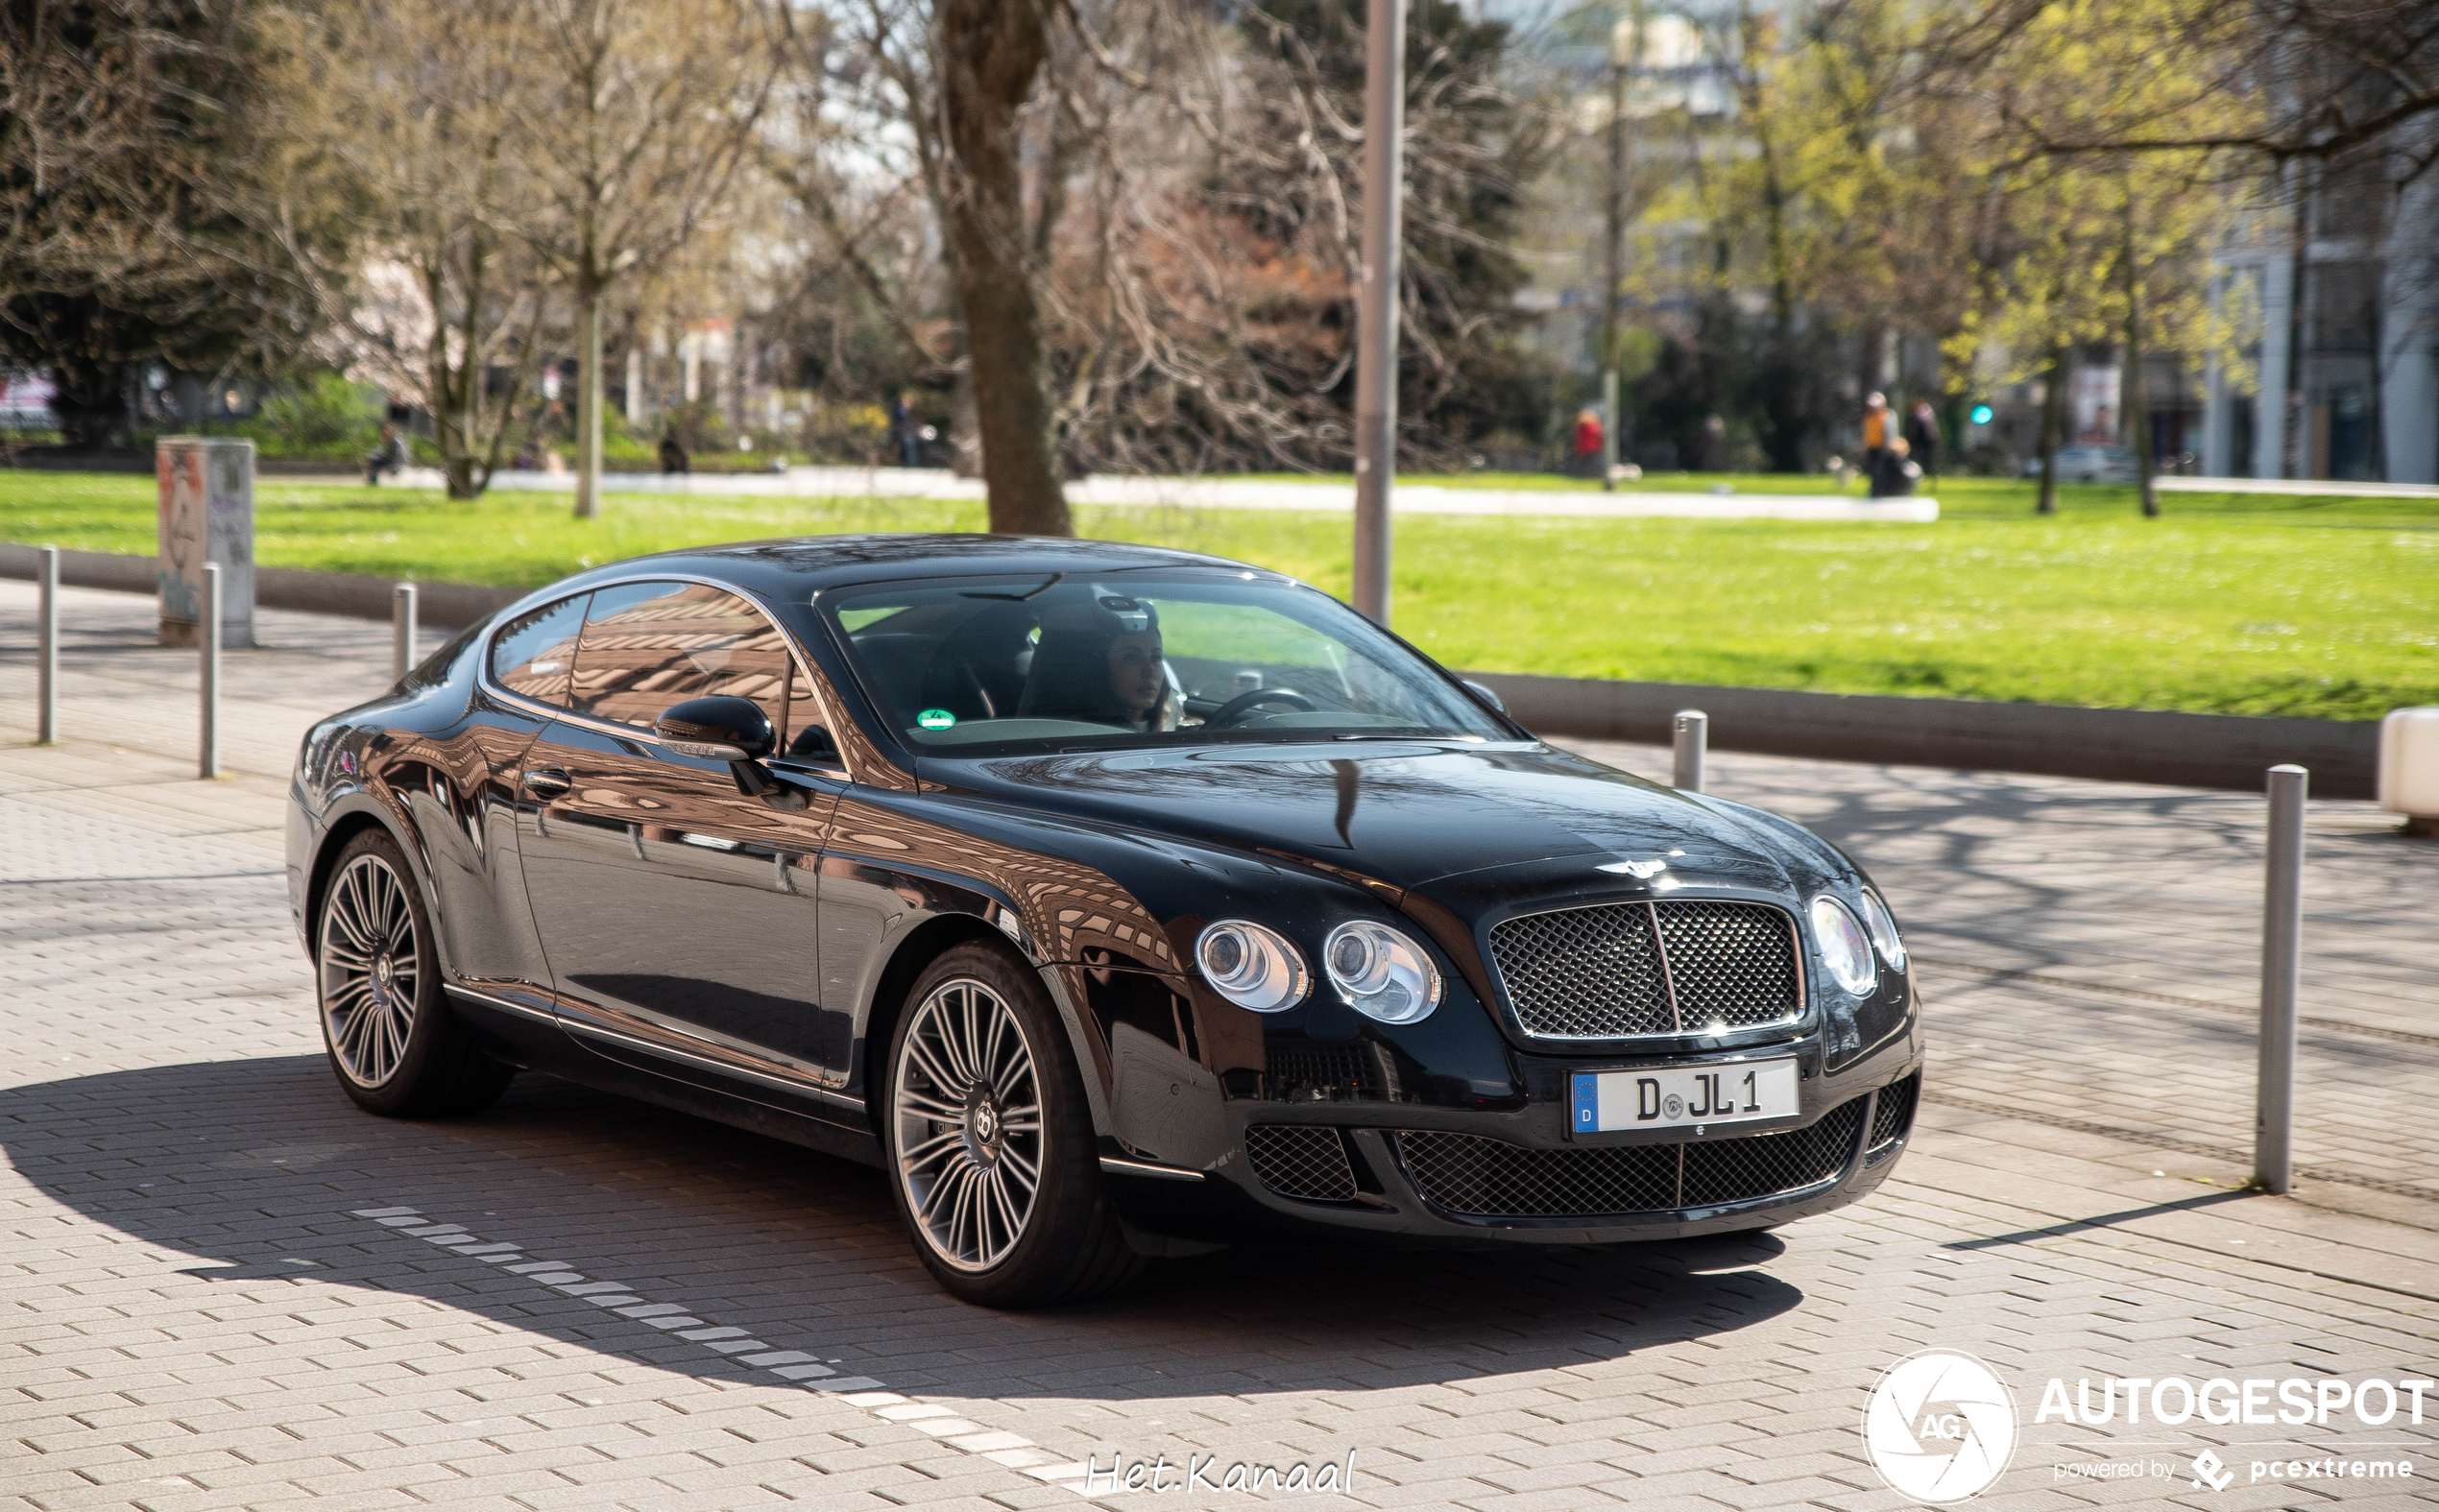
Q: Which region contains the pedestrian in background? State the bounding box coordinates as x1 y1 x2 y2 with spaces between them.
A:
364 423 408 485
1904 398 1941 481
1572 407 1603 478
1861 392 1890 474
658 434 689 474
892 392 922 468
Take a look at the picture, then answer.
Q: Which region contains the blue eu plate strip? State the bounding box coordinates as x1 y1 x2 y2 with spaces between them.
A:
1571 1072 1598 1131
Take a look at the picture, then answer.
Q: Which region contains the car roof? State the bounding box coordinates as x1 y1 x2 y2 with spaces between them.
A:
530 533 1285 605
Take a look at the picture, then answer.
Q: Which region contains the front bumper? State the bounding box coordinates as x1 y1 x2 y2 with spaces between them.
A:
1105 1025 1922 1249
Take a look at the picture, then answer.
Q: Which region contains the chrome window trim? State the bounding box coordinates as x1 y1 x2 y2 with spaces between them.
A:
1483 893 1810 1045
476 569 856 780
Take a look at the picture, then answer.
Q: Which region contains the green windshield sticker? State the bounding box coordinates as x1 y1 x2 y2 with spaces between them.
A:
917 708 957 731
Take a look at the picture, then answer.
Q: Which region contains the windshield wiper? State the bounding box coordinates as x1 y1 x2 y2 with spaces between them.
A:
961 573 1064 602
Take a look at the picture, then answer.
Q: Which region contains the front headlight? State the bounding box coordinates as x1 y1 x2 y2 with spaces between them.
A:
1857 889 1906 972
1196 920 1309 1012
1808 895 1879 996
1323 921 1442 1024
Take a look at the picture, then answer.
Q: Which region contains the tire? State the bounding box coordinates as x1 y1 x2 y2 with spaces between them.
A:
316 828 513 1118
882 941 1145 1308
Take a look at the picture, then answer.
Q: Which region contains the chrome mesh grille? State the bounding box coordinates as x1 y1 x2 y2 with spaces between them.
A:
1394 1095 1866 1218
1485 902 1671 1037
1865 1072 1920 1164
1244 1124 1358 1201
1486 900 1800 1040
1654 902 1803 1031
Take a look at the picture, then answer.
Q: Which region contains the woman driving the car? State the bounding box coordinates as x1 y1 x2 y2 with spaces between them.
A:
1019 597 1182 732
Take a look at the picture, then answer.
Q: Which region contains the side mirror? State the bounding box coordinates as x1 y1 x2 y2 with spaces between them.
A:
655 695 776 761
1461 680 1508 715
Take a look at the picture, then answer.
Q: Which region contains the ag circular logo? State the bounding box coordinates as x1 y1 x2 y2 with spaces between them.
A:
1862 1349 2018 1503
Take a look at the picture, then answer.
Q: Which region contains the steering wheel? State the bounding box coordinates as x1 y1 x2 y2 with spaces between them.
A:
1205 687 1316 728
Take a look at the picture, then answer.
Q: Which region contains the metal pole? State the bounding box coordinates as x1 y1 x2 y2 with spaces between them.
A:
393 582 418 682
1350 0 1406 626
1600 17 1630 492
2255 763 2306 1193
1673 708 1707 793
200 563 221 780
36 544 58 744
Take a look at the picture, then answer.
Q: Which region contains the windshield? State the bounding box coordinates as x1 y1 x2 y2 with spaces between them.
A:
813 570 1508 756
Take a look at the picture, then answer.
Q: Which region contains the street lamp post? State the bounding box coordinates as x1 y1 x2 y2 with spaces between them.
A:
1600 15 1633 492
1351 0 1406 626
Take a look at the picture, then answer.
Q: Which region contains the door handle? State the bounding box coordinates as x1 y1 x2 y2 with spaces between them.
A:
521 767 572 799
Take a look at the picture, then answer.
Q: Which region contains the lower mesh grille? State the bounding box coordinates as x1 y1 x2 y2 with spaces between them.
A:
1394 1096 1868 1218
1244 1124 1358 1201
1865 1073 1920 1163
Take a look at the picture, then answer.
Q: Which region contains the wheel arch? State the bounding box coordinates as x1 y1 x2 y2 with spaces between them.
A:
857 914 1125 1149
302 797 421 966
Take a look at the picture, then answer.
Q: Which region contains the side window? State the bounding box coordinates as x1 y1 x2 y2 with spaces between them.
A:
568 580 793 732
490 593 591 707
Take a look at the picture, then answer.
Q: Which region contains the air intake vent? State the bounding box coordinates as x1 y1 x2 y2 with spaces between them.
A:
1865 1073 1920 1164
1394 1096 1867 1218
1244 1124 1358 1202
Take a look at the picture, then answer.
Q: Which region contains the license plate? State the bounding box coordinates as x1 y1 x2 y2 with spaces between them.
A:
1569 1058 1799 1135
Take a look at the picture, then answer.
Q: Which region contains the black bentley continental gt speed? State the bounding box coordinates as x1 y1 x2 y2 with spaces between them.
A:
286 535 1922 1306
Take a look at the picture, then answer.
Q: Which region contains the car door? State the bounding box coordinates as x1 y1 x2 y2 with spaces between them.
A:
514 579 849 1086
441 590 593 1015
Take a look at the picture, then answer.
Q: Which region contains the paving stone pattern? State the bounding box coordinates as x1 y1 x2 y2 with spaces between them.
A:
3 580 2434 1511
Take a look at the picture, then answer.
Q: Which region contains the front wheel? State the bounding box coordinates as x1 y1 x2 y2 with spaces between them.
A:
884 942 1143 1307
316 829 512 1117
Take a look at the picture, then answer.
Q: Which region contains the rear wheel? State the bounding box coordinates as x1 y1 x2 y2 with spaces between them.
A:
317 829 512 1117
884 942 1143 1307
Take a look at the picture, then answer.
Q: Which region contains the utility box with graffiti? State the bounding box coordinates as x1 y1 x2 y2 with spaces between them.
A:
157 437 254 648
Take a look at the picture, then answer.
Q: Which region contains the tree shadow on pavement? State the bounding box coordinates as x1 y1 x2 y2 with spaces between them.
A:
3 1053 1807 1403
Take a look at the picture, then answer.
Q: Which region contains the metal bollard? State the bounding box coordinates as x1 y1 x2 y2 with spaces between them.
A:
200 563 222 780
36 544 59 744
2255 763 2306 1193
1673 708 1708 793
393 581 418 682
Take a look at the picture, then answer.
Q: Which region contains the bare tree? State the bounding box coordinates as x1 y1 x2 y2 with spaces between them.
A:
303 0 555 497
511 0 776 518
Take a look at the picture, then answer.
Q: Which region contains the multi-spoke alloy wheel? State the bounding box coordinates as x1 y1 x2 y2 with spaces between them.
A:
313 829 512 1118
892 978 1045 1271
321 852 421 1088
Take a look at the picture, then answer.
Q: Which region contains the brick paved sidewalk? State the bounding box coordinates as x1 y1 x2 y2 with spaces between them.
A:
3 580 2434 1512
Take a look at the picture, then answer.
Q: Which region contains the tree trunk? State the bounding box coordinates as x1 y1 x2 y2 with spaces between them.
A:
573 285 603 519
2037 344 2065 516
937 0 1069 536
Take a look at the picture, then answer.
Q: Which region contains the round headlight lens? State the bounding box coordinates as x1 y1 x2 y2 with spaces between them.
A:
1195 920 1308 1012
1808 895 1879 997
1857 889 1906 972
1322 921 1442 1024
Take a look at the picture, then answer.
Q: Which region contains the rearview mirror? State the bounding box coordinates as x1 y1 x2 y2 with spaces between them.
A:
654 695 776 761
1461 680 1508 715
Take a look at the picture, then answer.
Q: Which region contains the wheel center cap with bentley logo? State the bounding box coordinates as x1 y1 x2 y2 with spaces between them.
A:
965 1087 1002 1150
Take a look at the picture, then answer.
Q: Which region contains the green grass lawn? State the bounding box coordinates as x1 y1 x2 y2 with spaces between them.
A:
6 469 2433 721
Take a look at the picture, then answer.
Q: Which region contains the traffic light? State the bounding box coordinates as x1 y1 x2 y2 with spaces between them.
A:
1968 403 1994 425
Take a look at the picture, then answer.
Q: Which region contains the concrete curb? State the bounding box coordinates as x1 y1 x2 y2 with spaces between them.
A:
1 543 2377 798
0 543 522 631
1462 670 2378 799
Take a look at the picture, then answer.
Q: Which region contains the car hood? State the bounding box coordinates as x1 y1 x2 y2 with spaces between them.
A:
940 741 1799 895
